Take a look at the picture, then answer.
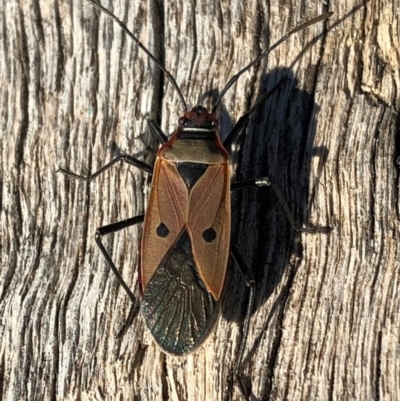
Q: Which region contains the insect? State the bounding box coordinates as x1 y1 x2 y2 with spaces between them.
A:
60 0 332 395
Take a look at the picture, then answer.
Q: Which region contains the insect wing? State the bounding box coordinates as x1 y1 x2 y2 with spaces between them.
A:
140 158 188 290
187 163 231 300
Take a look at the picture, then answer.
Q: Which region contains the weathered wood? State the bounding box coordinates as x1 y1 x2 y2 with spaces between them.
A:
1 0 399 400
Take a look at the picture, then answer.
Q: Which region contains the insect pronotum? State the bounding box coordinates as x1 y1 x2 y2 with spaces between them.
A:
60 1 332 396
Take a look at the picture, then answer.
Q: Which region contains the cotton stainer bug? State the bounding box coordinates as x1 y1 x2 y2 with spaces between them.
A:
59 0 332 395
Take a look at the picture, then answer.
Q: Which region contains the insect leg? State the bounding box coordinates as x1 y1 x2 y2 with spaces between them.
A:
231 177 328 233
230 243 256 399
58 154 153 182
223 78 288 151
148 119 168 144
96 215 145 336
57 118 168 181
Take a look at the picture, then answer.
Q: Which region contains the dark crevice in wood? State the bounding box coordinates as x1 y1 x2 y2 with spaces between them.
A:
161 353 169 400
53 0 65 92
375 330 382 401
394 113 400 217
51 301 60 401
153 0 167 132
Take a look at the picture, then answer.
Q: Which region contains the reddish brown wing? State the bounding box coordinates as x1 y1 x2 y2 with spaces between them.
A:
187 163 231 300
141 158 188 291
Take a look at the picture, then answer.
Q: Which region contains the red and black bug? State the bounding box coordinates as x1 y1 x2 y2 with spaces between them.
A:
60 0 332 394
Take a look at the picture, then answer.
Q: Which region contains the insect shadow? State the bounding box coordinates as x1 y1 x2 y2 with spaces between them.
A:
207 66 329 394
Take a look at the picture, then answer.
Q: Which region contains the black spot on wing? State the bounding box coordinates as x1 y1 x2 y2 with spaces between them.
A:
202 227 216 242
156 222 169 237
141 229 218 355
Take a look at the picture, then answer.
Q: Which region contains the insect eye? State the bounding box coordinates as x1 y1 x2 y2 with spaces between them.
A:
178 117 186 126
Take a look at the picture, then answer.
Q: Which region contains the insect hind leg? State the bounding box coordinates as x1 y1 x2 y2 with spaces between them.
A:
95 215 145 337
229 244 256 399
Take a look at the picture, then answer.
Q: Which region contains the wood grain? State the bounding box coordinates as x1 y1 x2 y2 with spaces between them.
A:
1 0 399 400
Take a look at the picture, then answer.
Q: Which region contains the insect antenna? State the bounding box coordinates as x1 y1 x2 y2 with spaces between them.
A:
83 0 188 112
212 11 333 112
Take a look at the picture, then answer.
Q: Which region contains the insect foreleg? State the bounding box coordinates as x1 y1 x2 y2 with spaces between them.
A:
58 119 170 182
58 154 153 182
